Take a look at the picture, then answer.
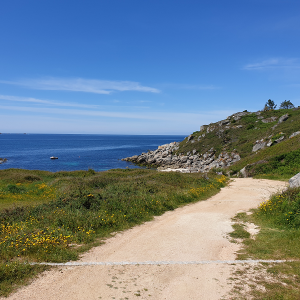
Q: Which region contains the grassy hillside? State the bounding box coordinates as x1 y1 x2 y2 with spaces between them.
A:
175 107 300 179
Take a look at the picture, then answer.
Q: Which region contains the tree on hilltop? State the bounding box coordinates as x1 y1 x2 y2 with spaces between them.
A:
279 100 294 109
264 99 277 111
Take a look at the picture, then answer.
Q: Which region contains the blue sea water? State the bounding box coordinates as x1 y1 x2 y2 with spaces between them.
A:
0 134 186 172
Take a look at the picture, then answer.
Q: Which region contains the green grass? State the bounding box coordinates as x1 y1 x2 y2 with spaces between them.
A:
0 168 227 296
0 262 48 297
230 187 300 299
176 108 300 156
229 223 250 239
229 136 300 180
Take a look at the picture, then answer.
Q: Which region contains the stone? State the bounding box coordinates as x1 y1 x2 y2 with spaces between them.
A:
289 172 300 188
147 158 156 164
137 156 145 163
252 141 266 152
266 139 273 147
192 149 197 155
261 116 277 123
180 156 188 163
274 136 285 143
278 114 289 124
232 111 249 121
162 151 168 158
240 166 248 178
289 131 300 138
187 134 193 141
219 119 230 125
272 124 277 130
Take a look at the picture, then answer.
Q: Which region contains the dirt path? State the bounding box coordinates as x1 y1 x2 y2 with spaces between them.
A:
3 178 287 300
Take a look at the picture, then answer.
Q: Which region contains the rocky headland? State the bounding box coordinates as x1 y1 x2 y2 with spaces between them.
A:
123 108 300 175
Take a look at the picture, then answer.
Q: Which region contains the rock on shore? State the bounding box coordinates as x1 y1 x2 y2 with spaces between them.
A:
0 158 7 164
122 142 240 173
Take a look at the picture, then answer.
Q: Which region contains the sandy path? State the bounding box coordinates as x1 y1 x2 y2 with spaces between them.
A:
3 178 287 300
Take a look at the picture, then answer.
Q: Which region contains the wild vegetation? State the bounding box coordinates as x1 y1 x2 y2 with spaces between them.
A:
229 187 300 299
0 168 226 296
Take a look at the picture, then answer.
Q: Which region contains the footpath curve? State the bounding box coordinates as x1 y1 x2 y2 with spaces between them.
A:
3 178 287 300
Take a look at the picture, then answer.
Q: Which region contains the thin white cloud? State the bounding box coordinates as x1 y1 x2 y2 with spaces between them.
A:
0 78 160 94
0 94 100 109
0 94 151 110
0 104 234 123
244 58 300 71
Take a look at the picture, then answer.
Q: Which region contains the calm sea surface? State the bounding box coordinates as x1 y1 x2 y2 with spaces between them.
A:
0 134 186 172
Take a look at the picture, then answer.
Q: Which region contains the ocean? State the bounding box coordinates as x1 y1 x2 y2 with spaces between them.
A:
0 134 186 172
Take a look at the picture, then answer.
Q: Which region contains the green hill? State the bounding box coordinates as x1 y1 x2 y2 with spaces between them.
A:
176 107 300 179
124 107 300 180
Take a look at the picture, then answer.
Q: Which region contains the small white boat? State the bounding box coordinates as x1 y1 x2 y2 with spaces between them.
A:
50 156 58 160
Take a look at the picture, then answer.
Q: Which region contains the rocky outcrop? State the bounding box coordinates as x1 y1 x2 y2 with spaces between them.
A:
289 131 300 139
0 158 7 164
122 143 240 173
289 172 300 188
278 113 289 124
252 139 266 152
261 116 277 123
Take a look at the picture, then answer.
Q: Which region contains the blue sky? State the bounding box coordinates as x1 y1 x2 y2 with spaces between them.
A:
0 0 300 134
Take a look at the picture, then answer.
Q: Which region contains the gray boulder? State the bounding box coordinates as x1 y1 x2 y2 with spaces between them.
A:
266 139 273 147
180 156 188 163
289 131 300 139
200 125 206 132
274 136 285 143
240 166 248 178
252 141 266 152
262 116 277 123
289 172 300 188
278 114 289 124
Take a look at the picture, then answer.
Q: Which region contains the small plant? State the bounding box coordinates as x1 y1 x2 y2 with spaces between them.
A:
5 184 26 194
229 224 250 239
271 133 284 143
246 124 255 130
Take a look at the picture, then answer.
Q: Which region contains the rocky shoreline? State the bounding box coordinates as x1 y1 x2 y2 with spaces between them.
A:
0 158 7 164
122 142 240 173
